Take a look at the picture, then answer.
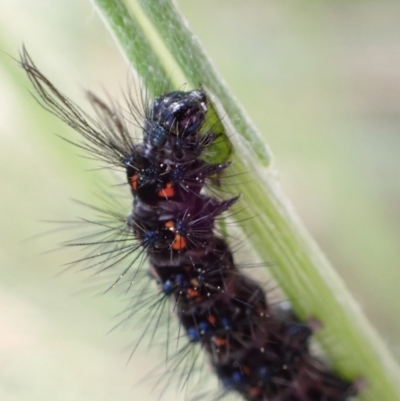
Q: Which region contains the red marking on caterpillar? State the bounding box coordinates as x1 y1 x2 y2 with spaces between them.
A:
19 46 358 401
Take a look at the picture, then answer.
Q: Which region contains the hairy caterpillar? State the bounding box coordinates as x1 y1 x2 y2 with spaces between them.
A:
20 47 357 401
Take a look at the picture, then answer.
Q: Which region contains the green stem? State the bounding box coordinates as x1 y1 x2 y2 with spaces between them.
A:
92 0 400 400
92 0 171 93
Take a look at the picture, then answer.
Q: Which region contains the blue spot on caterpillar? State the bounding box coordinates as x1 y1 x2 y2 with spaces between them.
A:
19 46 357 401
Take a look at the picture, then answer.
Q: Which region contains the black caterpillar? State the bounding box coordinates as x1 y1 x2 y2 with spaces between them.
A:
20 48 357 401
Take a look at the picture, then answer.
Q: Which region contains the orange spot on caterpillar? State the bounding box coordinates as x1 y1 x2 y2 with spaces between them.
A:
165 221 187 251
213 337 227 347
130 174 138 190
165 220 175 229
249 387 262 397
172 234 187 251
187 288 200 298
207 315 217 325
157 182 175 198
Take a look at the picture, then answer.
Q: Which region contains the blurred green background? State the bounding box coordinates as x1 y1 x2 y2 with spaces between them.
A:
1 0 400 400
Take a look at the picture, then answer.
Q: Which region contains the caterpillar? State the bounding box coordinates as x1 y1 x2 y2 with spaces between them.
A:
20 47 357 401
